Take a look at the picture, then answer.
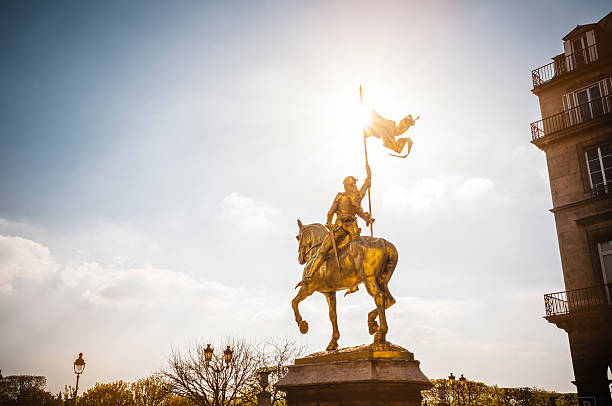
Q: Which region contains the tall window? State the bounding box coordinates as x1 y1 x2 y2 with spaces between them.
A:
586 143 612 195
599 241 612 304
600 241 612 286
572 36 588 66
576 85 604 121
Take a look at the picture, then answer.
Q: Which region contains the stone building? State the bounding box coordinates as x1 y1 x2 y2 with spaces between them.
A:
530 11 612 406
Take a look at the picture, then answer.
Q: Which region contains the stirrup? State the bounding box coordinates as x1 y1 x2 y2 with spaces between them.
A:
344 285 359 296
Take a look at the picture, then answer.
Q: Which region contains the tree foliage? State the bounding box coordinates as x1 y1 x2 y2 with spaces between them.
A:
421 378 578 406
75 377 188 406
78 381 134 406
0 375 60 406
131 375 173 406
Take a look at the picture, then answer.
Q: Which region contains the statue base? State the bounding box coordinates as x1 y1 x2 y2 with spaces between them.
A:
275 342 432 406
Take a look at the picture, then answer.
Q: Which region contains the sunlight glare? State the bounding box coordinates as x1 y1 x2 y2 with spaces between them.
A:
360 104 373 128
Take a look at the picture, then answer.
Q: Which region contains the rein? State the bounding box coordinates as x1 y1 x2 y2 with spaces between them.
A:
305 242 322 257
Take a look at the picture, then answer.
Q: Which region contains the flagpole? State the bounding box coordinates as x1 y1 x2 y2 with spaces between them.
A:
360 85 374 237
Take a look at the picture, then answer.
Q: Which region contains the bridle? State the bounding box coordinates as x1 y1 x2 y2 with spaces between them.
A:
298 230 322 262
304 241 322 258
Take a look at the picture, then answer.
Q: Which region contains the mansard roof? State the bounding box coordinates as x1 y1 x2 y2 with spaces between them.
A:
562 11 612 41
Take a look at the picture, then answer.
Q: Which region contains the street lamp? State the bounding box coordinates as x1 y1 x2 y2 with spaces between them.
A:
73 353 86 400
223 346 233 366
204 344 233 371
448 373 468 405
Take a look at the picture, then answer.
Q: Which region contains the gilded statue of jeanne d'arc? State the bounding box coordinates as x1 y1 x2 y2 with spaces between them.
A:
292 88 419 351
292 165 398 351
298 165 374 292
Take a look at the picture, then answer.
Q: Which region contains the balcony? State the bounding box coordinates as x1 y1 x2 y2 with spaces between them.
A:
591 183 611 198
532 43 600 88
530 94 612 141
544 283 612 317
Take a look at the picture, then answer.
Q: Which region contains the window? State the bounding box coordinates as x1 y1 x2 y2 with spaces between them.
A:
561 78 611 127
600 240 612 284
572 36 588 66
576 84 603 121
598 241 612 304
563 29 598 71
586 143 612 194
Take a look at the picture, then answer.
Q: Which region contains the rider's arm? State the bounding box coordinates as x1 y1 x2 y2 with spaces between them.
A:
326 194 340 227
359 165 372 200
357 206 371 224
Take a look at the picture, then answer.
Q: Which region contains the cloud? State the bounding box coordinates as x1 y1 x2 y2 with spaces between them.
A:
382 175 495 211
453 177 494 202
0 218 40 235
218 192 280 230
60 261 238 308
0 235 59 294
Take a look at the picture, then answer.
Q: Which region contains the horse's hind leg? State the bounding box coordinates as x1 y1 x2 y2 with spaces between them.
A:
363 277 390 342
367 282 396 337
324 292 339 351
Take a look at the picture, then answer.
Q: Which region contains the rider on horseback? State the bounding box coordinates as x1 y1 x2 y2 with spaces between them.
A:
302 165 374 289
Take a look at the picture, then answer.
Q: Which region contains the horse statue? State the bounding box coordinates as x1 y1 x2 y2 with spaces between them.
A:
292 219 398 351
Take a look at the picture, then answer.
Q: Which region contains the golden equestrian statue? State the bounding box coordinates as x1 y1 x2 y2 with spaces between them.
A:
292 165 399 351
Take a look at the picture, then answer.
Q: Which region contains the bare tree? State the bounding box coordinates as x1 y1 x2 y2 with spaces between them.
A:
162 338 305 406
255 339 305 406
162 338 259 406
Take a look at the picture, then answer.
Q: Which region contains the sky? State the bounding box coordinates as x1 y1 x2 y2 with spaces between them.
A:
1 0 611 395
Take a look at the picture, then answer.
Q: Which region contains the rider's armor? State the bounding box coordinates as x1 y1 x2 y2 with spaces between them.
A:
303 170 372 286
329 191 364 250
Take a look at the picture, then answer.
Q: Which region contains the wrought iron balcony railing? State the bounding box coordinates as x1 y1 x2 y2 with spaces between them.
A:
530 95 612 141
532 43 600 88
544 283 612 317
591 183 611 198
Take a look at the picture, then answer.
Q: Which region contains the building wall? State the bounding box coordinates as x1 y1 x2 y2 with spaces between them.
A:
553 198 612 290
535 63 612 292
544 126 611 208
536 63 612 119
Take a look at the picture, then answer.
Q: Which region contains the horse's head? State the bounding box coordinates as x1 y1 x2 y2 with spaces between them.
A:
296 219 326 265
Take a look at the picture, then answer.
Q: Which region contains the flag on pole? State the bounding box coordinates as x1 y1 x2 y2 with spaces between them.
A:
363 109 419 157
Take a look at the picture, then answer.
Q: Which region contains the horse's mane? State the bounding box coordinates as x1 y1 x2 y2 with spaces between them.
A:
304 223 327 243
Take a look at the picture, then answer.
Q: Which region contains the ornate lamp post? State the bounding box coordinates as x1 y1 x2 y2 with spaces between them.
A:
203 344 233 370
256 369 272 406
448 373 469 406
223 346 233 366
73 353 86 401
437 375 449 406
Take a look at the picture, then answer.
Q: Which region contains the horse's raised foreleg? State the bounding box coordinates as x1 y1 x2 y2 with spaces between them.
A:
324 292 339 351
291 285 313 334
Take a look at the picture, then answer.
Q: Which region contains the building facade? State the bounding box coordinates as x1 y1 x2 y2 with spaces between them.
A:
530 12 612 406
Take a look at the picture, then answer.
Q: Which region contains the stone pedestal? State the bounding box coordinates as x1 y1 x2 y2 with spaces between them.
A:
276 342 432 406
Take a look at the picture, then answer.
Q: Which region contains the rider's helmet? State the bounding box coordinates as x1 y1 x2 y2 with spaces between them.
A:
343 176 357 187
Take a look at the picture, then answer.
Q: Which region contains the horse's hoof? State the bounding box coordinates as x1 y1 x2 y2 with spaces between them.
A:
374 331 386 343
368 321 379 335
326 343 338 351
299 320 309 334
